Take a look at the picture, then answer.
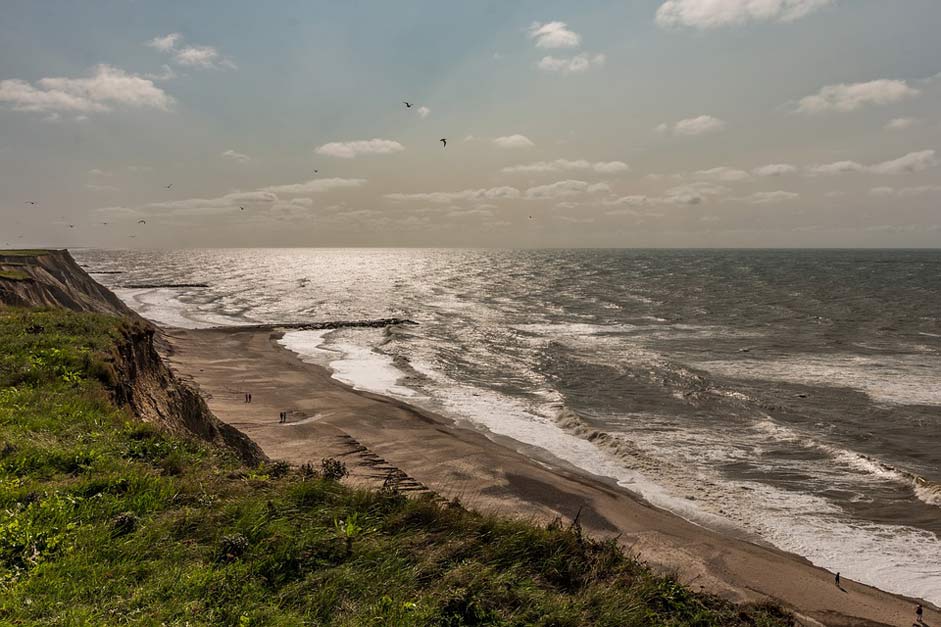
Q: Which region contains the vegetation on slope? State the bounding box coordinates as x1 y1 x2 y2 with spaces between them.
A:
0 307 793 626
0 270 30 281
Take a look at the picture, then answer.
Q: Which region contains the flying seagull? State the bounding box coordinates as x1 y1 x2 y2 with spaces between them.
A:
137 219 146 224
25 201 37 205
101 222 109 225
313 170 319 174
440 138 447 148
403 101 412 108
165 184 173 189
68 224 75 229
239 206 245 211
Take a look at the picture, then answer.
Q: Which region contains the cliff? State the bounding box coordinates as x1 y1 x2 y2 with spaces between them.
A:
0 248 266 465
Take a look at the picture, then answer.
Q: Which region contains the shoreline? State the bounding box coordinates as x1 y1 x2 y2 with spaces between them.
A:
161 323 938 627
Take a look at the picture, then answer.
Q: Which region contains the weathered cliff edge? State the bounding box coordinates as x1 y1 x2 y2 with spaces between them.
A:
0 249 266 465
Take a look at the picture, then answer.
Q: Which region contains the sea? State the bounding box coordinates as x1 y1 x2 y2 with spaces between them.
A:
73 248 941 604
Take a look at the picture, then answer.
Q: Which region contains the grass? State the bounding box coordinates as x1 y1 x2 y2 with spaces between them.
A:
0 307 794 626
0 270 30 281
0 250 53 258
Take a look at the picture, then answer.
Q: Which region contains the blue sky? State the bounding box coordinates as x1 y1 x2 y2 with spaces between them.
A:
2 0 940 247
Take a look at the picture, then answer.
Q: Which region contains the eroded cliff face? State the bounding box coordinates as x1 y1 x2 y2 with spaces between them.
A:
0 249 267 466
106 321 267 465
0 250 134 315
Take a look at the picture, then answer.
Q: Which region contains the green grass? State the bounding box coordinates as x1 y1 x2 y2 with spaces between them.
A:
0 307 794 626
0 250 53 258
0 270 31 281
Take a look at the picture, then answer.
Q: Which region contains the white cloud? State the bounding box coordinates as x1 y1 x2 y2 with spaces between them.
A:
656 0 834 29
694 166 750 181
0 64 174 114
528 21 581 49
868 185 941 197
663 182 728 205
795 80 919 114
808 150 938 176
869 150 938 175
753 163 797 176
743 190 800 204
502 159 629 175
88 168 112 177
147 33 235 70
385 187 521 204
538 53 605 74
885 117 917 131
144 64 176 81
316 139 405 159
524 179 610 200
417 106 431 118
85 183 120 192
659 115 726 136
808 160 865 175
260 178 367 194
221 149 251 163
147 33 181 52
493 134 535 149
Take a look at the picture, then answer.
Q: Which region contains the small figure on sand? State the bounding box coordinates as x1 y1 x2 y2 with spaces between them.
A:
916 603 923 624
248 393 252 403
834 572 840 587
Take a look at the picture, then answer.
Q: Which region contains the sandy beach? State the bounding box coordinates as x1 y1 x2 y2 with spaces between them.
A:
162 325 938 627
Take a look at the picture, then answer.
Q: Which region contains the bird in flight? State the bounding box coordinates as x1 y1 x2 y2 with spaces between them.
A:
68 224 75 229
101 222 109 225
137 219 146 224
239 206 245 211
313 170 319 174
440 138 447 148
25 201 37 205
403 101 412 108
165 184 173 189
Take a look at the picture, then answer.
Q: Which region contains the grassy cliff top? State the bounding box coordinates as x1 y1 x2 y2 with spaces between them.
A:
0 307 793 626
0 250 54 258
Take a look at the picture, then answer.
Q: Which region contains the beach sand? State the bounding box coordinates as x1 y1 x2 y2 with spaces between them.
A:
163 325 938 627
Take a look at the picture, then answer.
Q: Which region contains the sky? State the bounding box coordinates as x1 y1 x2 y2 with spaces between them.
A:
1 0 940 248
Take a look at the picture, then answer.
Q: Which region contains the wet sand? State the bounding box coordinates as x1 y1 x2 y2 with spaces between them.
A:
162 325 938 627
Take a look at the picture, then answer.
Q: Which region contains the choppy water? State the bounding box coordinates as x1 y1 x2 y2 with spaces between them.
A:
73 248 941 603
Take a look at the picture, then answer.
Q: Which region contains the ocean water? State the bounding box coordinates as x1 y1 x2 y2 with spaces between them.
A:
74 248 941 603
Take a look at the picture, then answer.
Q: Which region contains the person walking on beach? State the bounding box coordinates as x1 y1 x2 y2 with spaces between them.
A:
834 572 840 588
916 603 924 624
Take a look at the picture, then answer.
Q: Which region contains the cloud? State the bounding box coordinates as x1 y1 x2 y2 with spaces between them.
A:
869 150 939 175
144 64 176 81
385 187 521 204
795 80 919 114
663 182 728 205
221 149 251 163
0 64 174 114
316 138 405 159
742 190 800 204
528 21 581 49
147 33 181 52
147 33 235 70
417 106 431 118
885 117 917 131
538 53 606 74
658 115 726 136
260 178 367 194
502 159 629 175
524 179 610 200
753 163 797 176
656 0 834 29
493 134 535 149
85 183 120 192
694 166 750 181
868 185 941 197
808 150 938 176
88 168 112 177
